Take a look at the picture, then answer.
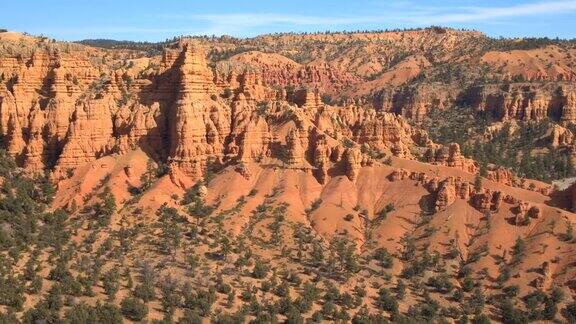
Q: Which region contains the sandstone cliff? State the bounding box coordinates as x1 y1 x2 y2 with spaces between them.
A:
0 40 428 184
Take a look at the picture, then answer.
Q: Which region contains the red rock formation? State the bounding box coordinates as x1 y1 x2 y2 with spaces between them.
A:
369 83 576 126
292 88 322 110
56 98 115 170
472 189 495 212
235 116 272 163
486 167 516 186
528 205 541 219
221 51 363 97
561 90 576 124
343 147 363 181
435 178 457 211
514 202 531 225
547 124 574 148
168 43 230 177
334 107 430 155
426 143 478 174
23 107 47 170
491 191 503 212
0 33 567 221
465 84 576 124
389 168 410 182
374 84 454 122
115 102 167 158
285 129 307 166
312 133 332 183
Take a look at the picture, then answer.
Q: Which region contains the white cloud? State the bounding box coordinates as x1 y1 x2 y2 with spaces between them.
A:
187 0 576 35
412 0 576 24
186 13 380 35
46 0 576 38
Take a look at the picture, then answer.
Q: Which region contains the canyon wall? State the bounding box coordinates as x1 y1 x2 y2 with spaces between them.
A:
0 41 428 184
371 83 576 123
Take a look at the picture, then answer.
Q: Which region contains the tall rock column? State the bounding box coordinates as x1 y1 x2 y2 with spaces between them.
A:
168 44 230 177
561 90 576 125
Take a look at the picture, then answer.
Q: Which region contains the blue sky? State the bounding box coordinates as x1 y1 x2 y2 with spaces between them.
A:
2 0 575 41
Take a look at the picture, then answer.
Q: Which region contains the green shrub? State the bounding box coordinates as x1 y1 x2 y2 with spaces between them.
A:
120 296 148 321
375 288 398 314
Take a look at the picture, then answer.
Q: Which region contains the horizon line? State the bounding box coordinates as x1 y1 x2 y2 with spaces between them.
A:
6 26 576 43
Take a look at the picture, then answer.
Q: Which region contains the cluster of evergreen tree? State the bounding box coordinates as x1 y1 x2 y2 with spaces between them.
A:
487 36 576 52
77 39 169 51
461 122 576 182
0 147 68 319
0 149 56 252
421 108 576 182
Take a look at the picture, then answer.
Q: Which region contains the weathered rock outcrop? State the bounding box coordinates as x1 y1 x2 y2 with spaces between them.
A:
430 176 479 211
0 33 567 221
343 147 363 181
425 143 478 174
485 166 516 187
471 188 504 212
373 84 455 121
167 44 231 176
311 133 332 183
0 48 101 169
218 51 363 97
57 98 115 170
0 41 432 186
389 168 410 182
435 178 457 211
370 82 576 126
464 84 576 124
547 124 574 148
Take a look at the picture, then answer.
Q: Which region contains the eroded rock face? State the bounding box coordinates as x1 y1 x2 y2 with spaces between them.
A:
486 167 516 186
426 143 478 174
312 133 332 183
491 191 503 212
292 88 322 110
435 178 457 211
431 176 481 211
216 51 363 98
343 109 430 154
0 42 429 185
344 147 363 181
167 44 228 176
24 107 47 170
5 113 25 161
457 179 472 200
561 90 576 124
115 102 167 158
513 202 540 225
372 84 454 122
285 129 307 166
465 84 576 124
57 99 115 170
370 82 576 126
528 206 541 219
476 191 493 212
389 168 410 182
547 124 574 148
